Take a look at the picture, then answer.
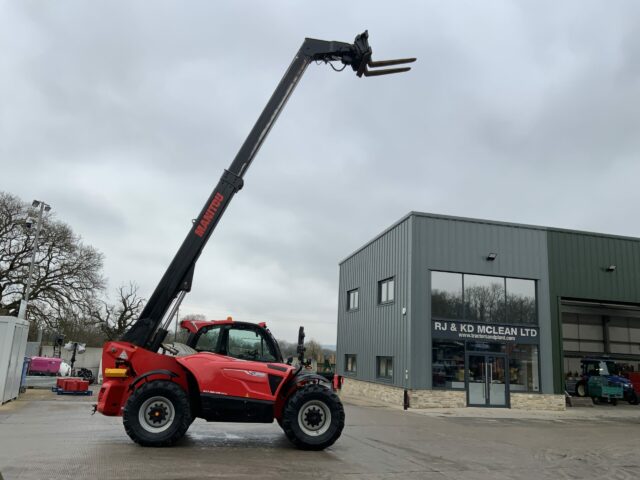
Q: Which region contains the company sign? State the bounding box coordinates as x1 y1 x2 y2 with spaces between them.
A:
432 320 539 344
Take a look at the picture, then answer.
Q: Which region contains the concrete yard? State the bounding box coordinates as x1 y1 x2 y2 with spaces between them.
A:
1 390 640 480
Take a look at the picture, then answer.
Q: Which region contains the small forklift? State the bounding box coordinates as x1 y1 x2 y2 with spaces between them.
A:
96 31 414 450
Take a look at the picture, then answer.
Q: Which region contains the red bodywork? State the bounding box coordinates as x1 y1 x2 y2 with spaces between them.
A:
178 317 267 334
628 372 640 394
179 317 235 334
96 339 297 420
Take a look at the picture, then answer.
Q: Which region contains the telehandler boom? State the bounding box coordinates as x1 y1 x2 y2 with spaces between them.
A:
97 31 414 450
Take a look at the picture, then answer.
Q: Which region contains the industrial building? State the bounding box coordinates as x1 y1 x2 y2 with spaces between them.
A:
336 212 640 409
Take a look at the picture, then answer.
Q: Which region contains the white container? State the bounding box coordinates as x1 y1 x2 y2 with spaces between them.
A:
0 316 29 404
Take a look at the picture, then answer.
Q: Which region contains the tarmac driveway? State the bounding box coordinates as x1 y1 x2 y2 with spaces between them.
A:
1 389 639 479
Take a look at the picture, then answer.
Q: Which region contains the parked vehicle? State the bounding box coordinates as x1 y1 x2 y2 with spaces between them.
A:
587 375 623 405
572 358 638 405
95 31 414 450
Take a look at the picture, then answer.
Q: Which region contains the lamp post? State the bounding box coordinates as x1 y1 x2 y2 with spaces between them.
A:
17 200 51 320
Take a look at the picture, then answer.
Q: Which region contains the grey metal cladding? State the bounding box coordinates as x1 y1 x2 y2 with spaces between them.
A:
336 216 411 387
409 213 552 392
548 230 640 302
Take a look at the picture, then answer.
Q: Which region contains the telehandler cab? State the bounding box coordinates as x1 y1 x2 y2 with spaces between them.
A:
96 31 414 450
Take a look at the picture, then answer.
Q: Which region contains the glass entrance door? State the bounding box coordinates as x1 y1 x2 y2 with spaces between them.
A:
467 354 509 407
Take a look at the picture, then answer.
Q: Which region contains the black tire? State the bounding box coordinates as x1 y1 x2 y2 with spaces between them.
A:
575 382 587 397
281 384 345 451
123 380 191 447
627 391 639 405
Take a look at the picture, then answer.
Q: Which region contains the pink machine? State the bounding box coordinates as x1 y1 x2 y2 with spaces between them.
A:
28 356 63 375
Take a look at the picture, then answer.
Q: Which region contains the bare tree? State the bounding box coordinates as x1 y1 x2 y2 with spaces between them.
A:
91 283 146 341
45 303 106 346
180 313 206 322
0 192 105 330
305 338 324 362
277 339 297 359
173 313 206 343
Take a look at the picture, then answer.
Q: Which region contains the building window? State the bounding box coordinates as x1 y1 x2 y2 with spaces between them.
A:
507 344 540 392
431 271 463 320
431 271 540 392
506 278 536 325
464 274 506 323
345 354 357 373
347 289 359 311
432 341 465 389
431 271 537 325
377 356 393 379
378 277 395 304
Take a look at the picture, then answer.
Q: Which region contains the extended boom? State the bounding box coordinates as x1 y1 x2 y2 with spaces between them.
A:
122 31 415 351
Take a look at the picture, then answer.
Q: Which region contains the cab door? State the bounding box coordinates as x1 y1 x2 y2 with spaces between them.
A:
222 326 280 363
189 325 223 353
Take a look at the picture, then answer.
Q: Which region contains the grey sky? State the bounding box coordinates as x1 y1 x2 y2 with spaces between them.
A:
2 1 640 344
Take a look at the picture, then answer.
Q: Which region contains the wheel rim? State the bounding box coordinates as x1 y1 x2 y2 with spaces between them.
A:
139 396 175 434
297 399 332 437
577 384 585 397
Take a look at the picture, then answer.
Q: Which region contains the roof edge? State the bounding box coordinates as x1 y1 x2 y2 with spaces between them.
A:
339 212 413 265
339 211 640 265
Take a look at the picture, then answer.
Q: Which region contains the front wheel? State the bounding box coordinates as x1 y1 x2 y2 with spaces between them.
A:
123 380 191 447
575 382 587 397
281 384 345 451
627 391 639 405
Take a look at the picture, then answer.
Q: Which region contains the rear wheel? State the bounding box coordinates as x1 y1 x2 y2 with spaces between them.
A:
576 382 587 397
627 391 639 405
282 384 344 451
123 380 191 447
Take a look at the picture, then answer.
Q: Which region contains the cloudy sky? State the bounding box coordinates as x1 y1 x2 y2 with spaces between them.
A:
2 1 640 344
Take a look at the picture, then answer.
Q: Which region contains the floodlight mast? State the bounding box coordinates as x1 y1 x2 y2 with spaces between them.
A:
122 31 415 351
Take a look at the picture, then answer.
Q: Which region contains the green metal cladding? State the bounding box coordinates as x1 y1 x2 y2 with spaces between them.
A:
547 229 640 393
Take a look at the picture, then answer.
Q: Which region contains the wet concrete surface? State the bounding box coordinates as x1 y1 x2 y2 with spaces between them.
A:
1 389 640 479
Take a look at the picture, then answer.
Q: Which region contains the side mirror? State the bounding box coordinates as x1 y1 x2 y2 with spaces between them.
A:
296 326 306 364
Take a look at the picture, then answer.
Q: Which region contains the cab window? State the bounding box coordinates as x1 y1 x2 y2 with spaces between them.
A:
227 328 277 362
195 326 221 352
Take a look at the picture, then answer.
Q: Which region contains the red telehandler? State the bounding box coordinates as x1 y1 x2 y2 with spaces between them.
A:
96 31 414 450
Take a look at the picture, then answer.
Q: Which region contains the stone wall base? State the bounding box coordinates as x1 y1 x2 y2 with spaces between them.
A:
341 378 566 411
410 389 466 408
341 377 404 405
510 393 565 411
